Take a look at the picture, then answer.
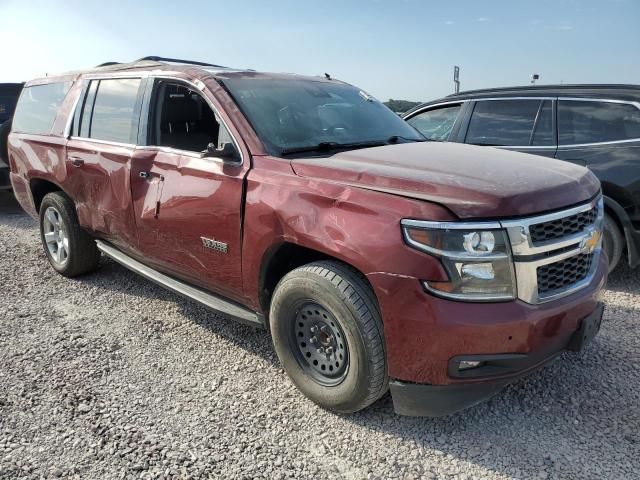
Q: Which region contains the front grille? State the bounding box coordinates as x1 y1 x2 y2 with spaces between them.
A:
537 253 594 295
529 207 597 244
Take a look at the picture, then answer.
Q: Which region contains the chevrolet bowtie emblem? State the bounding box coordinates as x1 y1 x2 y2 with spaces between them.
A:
580 230 602 253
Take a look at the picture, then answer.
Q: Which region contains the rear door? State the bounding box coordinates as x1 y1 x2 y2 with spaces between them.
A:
461 98 557 159
556 98 640 167
65 77 144 251
129 78 250 300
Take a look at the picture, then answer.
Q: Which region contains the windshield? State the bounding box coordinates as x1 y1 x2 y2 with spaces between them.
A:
221 77 424 155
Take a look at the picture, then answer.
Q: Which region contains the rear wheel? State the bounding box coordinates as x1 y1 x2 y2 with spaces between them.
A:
270 261 388 413
602 213 623 273
39 192 100 277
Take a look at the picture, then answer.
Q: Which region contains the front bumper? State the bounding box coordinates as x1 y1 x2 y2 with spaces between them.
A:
390 302 604 416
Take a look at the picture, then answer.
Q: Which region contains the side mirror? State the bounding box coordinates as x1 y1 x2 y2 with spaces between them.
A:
205 142 239 161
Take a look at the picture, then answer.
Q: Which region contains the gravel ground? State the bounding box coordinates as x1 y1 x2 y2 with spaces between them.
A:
0 190 638 480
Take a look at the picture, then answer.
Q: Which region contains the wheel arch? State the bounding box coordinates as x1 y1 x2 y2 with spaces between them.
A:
603 193 639 267
258 241 378 317
29 177 67 213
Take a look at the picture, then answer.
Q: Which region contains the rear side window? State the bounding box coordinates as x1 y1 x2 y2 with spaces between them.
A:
73 78 141 143
89 79 141 143
12 82 71 134
406 104 461 141
466 99 549 146
558 100 640 145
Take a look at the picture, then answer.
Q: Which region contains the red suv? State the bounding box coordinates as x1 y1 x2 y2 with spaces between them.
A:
7 57 606 416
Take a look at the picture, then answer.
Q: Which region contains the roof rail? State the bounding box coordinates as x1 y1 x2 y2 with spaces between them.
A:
135 56 227 68
95 61 121 67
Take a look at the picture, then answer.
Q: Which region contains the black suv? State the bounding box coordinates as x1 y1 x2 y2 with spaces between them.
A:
0 82 24 188
404 85 640 271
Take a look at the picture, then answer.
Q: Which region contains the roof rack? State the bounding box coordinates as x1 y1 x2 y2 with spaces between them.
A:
95 61 121 68
135 56 227 68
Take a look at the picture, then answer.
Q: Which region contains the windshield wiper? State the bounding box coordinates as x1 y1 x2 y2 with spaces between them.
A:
280 141 387 156
387 135 428 144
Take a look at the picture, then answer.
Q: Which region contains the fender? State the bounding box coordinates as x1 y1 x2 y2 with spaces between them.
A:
241 156 455 312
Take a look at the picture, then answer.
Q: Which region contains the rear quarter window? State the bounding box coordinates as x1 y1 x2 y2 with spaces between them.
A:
558 100 640 145
12 82 71 135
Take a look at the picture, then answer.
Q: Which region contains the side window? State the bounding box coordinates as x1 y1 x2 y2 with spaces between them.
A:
406 105 461 141
148 81 233 154
558 100 640 145
531 100 554 146
466 99 542 146
12 82 71 134
89 78 141 143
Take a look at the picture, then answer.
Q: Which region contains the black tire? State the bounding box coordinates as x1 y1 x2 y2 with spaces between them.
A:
38 191 100 277
270 260 388 414
603 213 623 273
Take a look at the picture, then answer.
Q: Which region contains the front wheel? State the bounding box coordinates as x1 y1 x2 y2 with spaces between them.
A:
39 192 100 277
602 213 623 273
270 261 388 414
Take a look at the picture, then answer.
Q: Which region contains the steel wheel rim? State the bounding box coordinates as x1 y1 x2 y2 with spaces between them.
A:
290 301 349 386
43 206 69 266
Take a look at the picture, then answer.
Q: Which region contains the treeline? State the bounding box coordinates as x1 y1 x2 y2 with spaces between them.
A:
383 99 422 113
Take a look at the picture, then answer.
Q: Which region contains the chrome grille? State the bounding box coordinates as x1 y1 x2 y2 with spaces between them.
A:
501 196 603 304
529 207 598 244
537 253 594 294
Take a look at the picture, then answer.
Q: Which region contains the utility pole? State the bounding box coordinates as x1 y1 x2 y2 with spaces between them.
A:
454 66 460 93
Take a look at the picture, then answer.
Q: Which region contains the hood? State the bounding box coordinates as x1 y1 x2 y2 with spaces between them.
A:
290 142 600 219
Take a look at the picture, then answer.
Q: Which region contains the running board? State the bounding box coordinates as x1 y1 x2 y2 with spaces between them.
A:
95 240 264 328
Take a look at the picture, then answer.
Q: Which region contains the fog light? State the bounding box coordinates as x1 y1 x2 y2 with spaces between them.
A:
459 360 483 371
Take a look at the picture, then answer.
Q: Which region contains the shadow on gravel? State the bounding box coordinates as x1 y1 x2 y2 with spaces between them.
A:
605 262 639 295
73 257 279 367
0 190 24 214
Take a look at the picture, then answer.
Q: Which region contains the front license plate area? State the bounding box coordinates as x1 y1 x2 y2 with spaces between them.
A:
567 303 604 352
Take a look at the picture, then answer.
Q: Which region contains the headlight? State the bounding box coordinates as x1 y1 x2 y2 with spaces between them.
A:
401 220 516 301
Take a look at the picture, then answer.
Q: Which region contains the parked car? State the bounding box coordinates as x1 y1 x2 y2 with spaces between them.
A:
403 85 640 272
8 58 606 416
0 82 24 188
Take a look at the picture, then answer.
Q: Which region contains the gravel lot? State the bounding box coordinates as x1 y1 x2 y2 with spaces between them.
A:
0 190 638 480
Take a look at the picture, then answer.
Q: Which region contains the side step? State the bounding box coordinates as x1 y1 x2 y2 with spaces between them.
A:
96 240 264 328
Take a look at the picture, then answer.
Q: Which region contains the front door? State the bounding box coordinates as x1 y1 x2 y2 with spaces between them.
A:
130 79 249 300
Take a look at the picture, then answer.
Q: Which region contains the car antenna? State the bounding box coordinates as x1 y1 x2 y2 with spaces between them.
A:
324 73 331 80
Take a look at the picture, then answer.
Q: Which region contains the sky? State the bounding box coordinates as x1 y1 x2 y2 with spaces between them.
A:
0 0 638 101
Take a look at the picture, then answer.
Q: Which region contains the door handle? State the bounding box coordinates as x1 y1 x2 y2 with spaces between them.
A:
139 171 164 181
69 156 84 167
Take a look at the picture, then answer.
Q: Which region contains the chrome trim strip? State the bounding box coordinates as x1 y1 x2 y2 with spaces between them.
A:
69 136 135 148
65 75 245 166
401 219 502 230
405 96 640 148
96 240 263 327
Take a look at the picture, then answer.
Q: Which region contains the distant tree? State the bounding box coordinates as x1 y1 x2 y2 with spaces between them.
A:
383 99 422 113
